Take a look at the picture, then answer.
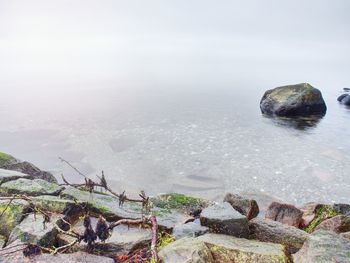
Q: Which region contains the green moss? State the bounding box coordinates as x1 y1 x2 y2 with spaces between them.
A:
151 193 205 210
0 152 15 167
156 231 176 251
304 205 339 233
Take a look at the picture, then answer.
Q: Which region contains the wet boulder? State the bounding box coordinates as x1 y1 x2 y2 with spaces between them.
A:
200 202 249 238
249 217 309 254
260 83 327 116
266 202 303 227
293 230 350 263
223 193 259 220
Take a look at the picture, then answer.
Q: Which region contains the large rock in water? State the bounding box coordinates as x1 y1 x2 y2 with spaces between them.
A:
293 230 350 263
337 93 350 105
260 83 327 116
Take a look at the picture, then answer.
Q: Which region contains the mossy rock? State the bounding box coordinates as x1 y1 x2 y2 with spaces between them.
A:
7 213 61 247
260 83 327 116
304 205 339 233
31 195 74 214
0 152 17 167
0 178 64 196
0 168 31 185
0 199 29 237
151 193 208 211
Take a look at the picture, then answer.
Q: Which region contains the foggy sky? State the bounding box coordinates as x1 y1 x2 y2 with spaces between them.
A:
1 0 350 92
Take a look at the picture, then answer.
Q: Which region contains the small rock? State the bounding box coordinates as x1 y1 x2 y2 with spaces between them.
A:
266 202 303 227
249 217 309 254
223 193 259 220
7 213 61 247
172 222 209 239
338 93 350 105
0 178 63 196
260 83 327 116
159 237 214 263
198 233 289 263
315 215 350 233
293 230 350 263
0 199 29 237
200 202 249 238
333 203 350 216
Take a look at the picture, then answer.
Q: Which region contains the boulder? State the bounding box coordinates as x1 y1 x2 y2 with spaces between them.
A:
0 199 29 237
266 202 303 227
0 169 31 185
315 215 350 233
337 94 350 105
249 217 309 254
260 83 327 116
223 193 259 220
172 222 209 239
293 230 350 263
198 233 289 263
0 178 63 196
333 203 350 216
0 152 57 183
200 202 249 238
7 213 61 247
159 237 214 263
303 204 339 233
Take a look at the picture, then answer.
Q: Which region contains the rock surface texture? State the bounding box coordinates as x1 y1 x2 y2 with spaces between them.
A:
266 202 303 227
260 83 327 116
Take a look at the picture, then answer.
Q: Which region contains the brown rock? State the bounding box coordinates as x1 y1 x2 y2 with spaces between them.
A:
223 193 259 220
299 202 323 228
340 231 350 240
315 215 350 233
266 202 303 227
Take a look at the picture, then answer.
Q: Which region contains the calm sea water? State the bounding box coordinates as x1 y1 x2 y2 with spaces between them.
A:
0 83 349 205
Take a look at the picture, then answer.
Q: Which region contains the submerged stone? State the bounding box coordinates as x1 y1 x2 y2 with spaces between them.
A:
260 83 327 116
0 178 63 196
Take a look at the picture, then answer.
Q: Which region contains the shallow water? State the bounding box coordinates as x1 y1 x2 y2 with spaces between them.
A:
0 84 349 205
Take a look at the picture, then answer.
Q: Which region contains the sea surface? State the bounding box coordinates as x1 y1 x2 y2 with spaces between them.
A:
0 84 349 205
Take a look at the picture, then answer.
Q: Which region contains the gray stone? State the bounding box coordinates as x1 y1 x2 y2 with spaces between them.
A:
0 199 29 237
260 83 327 116
293 230 350 263
223 193 259 220
7 213 61 247
198 233 289 263
0 178 63 196
333 203 350 216
249 217 309 254
0 168 31 185
173 222 209 239
159 237 214 263
200 202 249 237
338 93 350 105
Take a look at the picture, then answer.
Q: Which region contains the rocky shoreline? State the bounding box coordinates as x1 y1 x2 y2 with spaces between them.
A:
1 152 350 263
